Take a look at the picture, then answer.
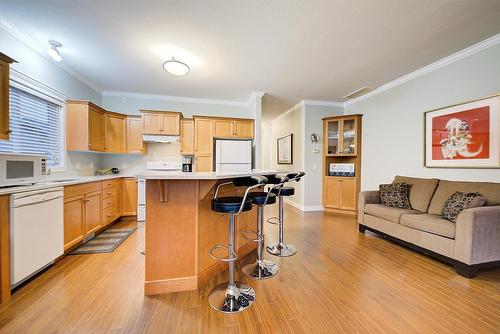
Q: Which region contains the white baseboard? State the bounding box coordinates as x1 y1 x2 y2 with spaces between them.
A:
283 198 324 212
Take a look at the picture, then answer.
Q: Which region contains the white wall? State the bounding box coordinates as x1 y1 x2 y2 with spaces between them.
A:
270 104 305 207
1 26 102 175
344 44 500 190
303 104 343 208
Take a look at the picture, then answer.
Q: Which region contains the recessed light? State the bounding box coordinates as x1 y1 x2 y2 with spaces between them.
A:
162 57 190 76
47 40 62 62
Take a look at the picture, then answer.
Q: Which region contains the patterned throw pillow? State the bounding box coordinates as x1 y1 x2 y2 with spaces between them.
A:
379 183 411 209
441 191 485 222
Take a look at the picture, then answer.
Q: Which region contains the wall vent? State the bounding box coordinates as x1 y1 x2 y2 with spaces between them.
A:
343 87 373 99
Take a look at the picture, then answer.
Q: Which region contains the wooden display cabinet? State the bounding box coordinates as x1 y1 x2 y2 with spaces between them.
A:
322 114 362 216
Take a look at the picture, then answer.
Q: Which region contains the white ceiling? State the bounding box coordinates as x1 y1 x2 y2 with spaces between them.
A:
1 0 500 120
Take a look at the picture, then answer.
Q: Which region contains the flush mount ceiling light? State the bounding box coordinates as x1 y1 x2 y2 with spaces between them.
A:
162 57 190 76
46 40 62 62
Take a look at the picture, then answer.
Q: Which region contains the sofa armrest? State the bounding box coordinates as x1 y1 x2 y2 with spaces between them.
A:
358 191 379 226
454 205 500 265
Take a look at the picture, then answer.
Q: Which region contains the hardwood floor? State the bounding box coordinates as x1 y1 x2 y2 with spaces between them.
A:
0 205 499 333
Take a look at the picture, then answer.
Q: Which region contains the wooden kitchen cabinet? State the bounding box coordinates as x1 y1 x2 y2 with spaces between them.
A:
213 119 254 139
122 178 138 216
0 53 16 141
67 100 107 152
141 110 181 135
180 118 194 155
63 195 85 250
63 181 104 250
88 107 105 151
104 112 127 153
84 190 103 234
127 116 146 154
234 120 254 138
194 118 214 172
214 120 233 138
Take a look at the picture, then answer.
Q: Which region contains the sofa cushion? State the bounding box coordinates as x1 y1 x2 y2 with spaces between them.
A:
379 183 411 209
364 204 421 224
393 175 439 212
428 180 500 215
401 213 456 239
441 192 486 222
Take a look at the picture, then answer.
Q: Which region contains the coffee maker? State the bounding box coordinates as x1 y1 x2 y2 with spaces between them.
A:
182 156 193 172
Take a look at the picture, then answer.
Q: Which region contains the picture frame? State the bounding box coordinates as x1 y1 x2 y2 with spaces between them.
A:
424 93 500 168
277 133 293 164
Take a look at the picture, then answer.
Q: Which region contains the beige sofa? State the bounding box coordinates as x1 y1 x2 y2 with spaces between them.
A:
358 175 500 278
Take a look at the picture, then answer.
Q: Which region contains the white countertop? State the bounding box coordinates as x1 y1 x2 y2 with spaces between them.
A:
0 174 135 196
135 169 280 180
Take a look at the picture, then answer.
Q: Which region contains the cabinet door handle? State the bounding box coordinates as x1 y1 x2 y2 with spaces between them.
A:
107 191 111 194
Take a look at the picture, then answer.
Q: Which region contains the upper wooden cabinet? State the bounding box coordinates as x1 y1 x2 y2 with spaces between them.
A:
127 116 146 154
0 53 16 141
180 118 194 155
67 100 106 151
214 119 254 139
141 110 181 135
67 100 145 154
104 113 127 153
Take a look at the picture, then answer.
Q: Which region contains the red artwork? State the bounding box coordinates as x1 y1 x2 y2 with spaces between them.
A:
431 106 490 160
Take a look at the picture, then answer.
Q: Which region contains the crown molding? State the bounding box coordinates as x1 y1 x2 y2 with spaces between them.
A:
270 101 305 123
344 33 500 107
303 99 344 107
101 90 249 107
0 15 103 94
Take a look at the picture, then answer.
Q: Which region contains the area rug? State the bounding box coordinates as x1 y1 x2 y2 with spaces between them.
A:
69 227 137 255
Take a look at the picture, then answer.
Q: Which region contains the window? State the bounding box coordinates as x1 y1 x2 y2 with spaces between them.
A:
0 86 64 168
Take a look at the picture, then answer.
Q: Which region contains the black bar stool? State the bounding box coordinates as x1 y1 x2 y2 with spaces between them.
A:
266 172 305 257
242 186 279 280
208 175 267 313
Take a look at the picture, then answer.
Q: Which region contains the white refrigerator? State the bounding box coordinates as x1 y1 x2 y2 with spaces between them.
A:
215 139 253 172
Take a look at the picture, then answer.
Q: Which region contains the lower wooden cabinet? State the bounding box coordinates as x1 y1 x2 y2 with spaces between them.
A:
63 178 138 251
85 190 103 234
324 177 357 212
63 195 85 250
122 178 138 216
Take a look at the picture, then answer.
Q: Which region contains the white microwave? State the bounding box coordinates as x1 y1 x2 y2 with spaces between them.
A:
0 153 48 187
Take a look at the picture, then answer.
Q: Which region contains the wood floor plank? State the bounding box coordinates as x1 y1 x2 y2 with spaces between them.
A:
0 207 499 334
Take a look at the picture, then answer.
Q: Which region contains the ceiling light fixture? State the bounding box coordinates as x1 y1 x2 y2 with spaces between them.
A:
162 57 190 76
46 40 62 62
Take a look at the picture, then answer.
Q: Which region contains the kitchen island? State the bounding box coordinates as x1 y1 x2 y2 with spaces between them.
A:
135 170 277 295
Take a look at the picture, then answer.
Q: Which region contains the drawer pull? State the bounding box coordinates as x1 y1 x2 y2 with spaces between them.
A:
107 192 111 194
107 213 111 217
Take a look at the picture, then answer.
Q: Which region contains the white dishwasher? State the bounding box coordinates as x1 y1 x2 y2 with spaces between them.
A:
10 187 64 287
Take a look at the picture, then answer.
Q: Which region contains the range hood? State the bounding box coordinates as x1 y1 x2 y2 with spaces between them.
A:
142 134 180 143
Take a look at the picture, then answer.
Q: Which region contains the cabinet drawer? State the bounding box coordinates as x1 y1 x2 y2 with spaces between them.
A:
102 179 119 190
102 187 117 199
102 195 117 210
103 205 118 224
64 182 102 198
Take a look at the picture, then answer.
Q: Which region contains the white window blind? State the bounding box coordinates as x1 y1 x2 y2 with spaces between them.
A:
0 86 63 167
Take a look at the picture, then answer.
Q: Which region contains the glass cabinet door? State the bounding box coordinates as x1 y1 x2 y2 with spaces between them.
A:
326 120 340 155
341 118 356 155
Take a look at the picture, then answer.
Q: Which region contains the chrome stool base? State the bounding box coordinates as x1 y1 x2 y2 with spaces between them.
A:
242 259 279 280
266 243 297 257
208 282 255 313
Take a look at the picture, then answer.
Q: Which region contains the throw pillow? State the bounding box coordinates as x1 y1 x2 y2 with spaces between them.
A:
441 191 486 222
379 183 411 209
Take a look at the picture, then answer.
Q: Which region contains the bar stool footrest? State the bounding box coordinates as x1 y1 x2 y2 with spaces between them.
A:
266 217 280 225
209 244 238 262
242 230 263 242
